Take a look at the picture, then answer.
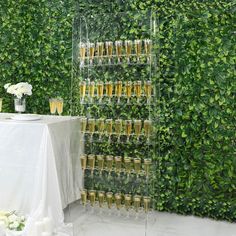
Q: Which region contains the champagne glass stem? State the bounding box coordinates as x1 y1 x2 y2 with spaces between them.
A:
90 59 93 65
108 58 112 64
117 97 120 104
127 98 130 104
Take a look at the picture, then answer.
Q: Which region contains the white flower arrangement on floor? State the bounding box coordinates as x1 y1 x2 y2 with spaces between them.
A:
4 82 32 99
0 211 25 231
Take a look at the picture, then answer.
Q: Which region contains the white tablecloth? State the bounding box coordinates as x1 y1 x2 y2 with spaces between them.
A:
0 114 83 236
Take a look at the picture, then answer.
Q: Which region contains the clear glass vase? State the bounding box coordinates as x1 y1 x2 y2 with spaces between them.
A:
14 98 26 113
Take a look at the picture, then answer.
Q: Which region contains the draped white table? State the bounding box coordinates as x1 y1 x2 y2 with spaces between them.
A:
0 114 83 236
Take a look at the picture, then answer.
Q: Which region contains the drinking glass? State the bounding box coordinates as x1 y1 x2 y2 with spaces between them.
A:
114 156 122 176
88 118 96 141
124 120 132 142
88 81 95 103
115 193 122 210
80 81 86 103
144 39 152 62
144 120 152 142
105 81 113 103
97 118 105 140
80 154 87 173
87 42 95 65
144 158 152 177
0 98 2 112
143 196 151 213
114 119 122 142
56 98 63 116
105 41 113 64
98 191 105 208
124 194 132 212
134 81 142 103
134 119 142 141
105 119 113 142
144 80 152 104
88 154 96 176
97 81 104 103
133 158 141 176
125 81 132 104
134 40 142 62
97 42 104 64
133 195 141 213
124 40 132 63
106 155 113 175
80 117 87 133
81 189 87 206
79 42 86 67
124 157 132 176
89 190 96 207
115 81 122 103
115 40 122 63
97 155 104 174
106 192 113 209
49 98 57 115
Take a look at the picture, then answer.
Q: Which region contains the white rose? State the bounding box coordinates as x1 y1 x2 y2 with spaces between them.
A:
8 214 18 223
4 83 11 89
11 221 20 229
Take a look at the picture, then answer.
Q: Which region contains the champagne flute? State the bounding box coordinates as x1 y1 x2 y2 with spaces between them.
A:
134 119 142 141
80 154 87 173
49 98 57 115
97 42 104 64
0 98 2 112
88 81 95 103
79 81 86 103
97 118 105 140
80 117 87 134
106 155 113 175
144 80 152 104
143 196 151 213
87 42 95 65
144 39 152 62
79 42 86 67
88 190 96 207
97 81 104 103
124 120 132 142
144 158 152 177
97 155 104 175
105 41 113 64
56 98 63 116
115 40 122 63
125 81 132 104
106 192 113 209
124 157 132 177
134 158 141 176
144 120 152 143
81 189 87 206
106 119 113 142
133 195 141 213
134 40 142 62
98 191 105 208
134 81 142 103
115 81 122 104
115 119 122 142
88 118 96 142
88 154 96 176
124 40 132 63
114 156 122 176
115 193 122 210
105 81 113 103
124 194 132 212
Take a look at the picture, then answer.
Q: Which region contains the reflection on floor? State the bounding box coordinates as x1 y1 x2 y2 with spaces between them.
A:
65 201 236 236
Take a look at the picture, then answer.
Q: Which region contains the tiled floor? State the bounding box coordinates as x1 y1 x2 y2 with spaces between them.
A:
65 201 236 236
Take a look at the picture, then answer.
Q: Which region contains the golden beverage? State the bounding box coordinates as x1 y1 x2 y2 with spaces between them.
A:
115 119 122 136
114 156 122 174
0 98 2 112
97 42 104 63
134 120 142 139
106 192 113 209
87 42 95 64
124 157 132 174
115 81 122 102
97 155 104 172
88 81 95 98
79 42 86 61
106 119 113 135
98 191 105 208
80 117 87 133
105 81 113 100
133 195 141 212
125 40 132 62
88 118 96 133
79 81 86 101
134 81 142 100
144 81 152 99
144 120 152 137
134 158 141 174
105 41 113 63
97 118 105 133
81 189 87 206
115 193 122 210
49 98 57 115
124 194 132 211
80 154 87 171
88 190 96 207
97 81 104 101
106 155 113 172
56 98 63 115
125 120 132 138
144 39 152 55
88 154 95 171
144 158 152 176
125 81 132 102
143 196 151 213
134 40 142 60
115 41 122 63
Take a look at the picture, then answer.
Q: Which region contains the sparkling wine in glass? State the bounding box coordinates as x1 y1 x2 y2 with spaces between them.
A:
80 154 87 173
0 98 2 112
106 119 113 142
88 81 95 103
49 98 57 115
115 193 122 210
143 196 151 213
124 194 132 212
56 98 64 116
81 189 87 206
124 120 132 142
80 81 86 103
144 120 152 143
115 40 122 63
134 158 141 176
125 81 132 104
134 119 142 141
97 42 104 64
115 119 122 142
89 190 96 207
124 157 132 177
144 158 152 177
144 80 152 104
97 155 104 175
105 41 113 64
125 40 132 63
98 191 105 208
105 81 113 103
88 154 96 176
144 39 152 62
106 192 113 209
115 81 122 104
134 81 142 103
79 42 86 67
106 155 113 175
114 156 122 176
88 118 96 142
134 40 142 62
97 81 104 103
87 42 95 65
80 117 87 134
133 195 141 213
97 118 105 140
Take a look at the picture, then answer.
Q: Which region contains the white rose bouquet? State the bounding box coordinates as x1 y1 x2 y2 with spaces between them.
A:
4 82 32 99
0 211 25 231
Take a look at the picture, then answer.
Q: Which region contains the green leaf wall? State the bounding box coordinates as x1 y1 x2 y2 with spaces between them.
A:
0 0 235 221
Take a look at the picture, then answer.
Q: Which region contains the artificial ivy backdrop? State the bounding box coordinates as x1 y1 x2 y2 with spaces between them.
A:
0 0 235 222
